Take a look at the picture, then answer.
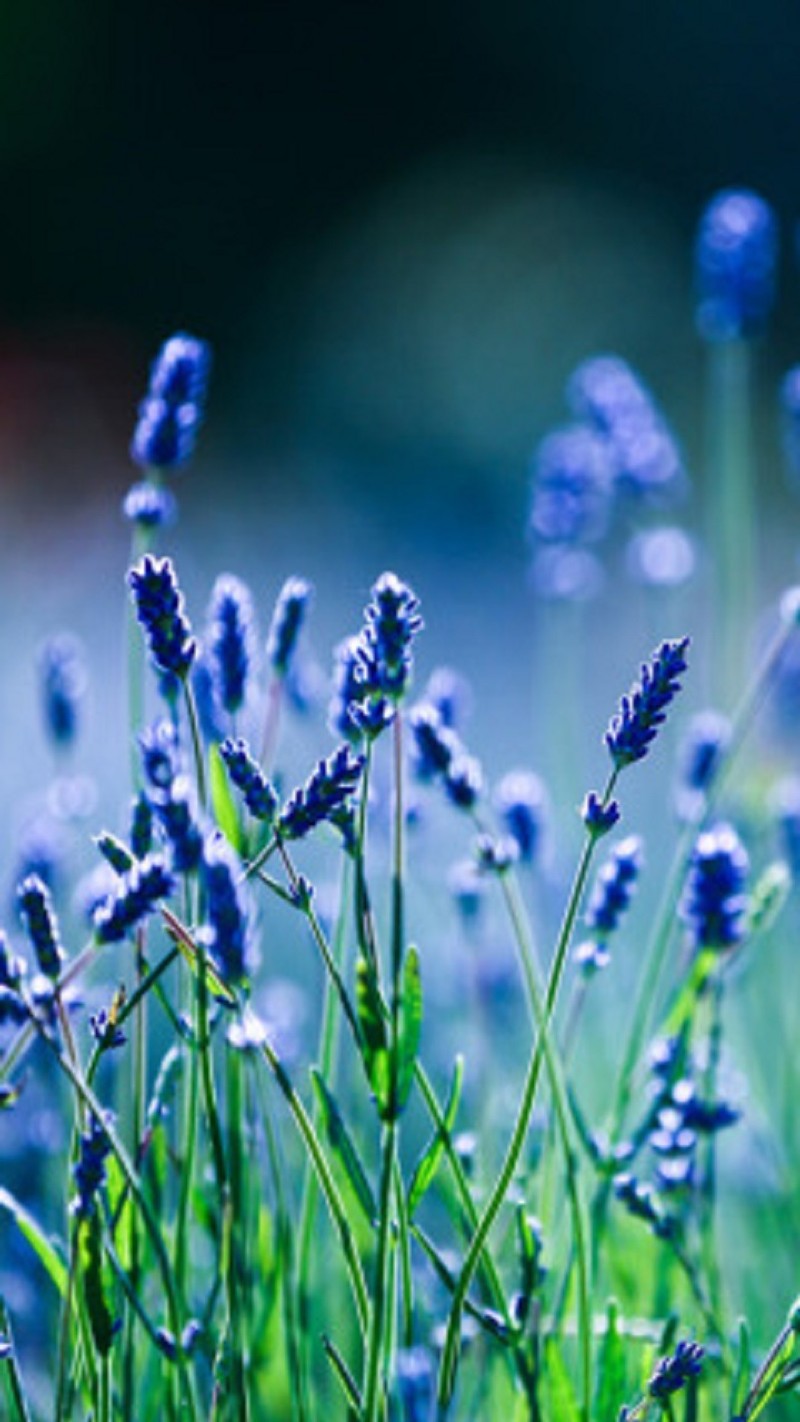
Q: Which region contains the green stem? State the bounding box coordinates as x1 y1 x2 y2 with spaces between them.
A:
34 1023 199 1422
437 774 615 1412
258 1039 370 1334
498 869 592 1422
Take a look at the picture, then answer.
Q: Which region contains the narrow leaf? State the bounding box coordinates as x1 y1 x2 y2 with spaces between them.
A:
323 1334 362 1413
412 1227 510 1342
408 1057 463 1216
355 955 390 1113
541 1338 580 1422
729 1318 751 1420
396 946 423 1113
209 742 244 853
595 1300 627 1422
311 1069 377 1225
0 1189 67 1297
79 1213 116 1356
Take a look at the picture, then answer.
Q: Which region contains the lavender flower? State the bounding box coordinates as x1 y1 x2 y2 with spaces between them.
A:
94 831 135 875
585 835 642 936
648 1340 704 1400
567 355 685 502
580 792 621 839
358 572 423 701
93 855 174 943
278 745 364 841
444 753 483 810
147 333 212 406
680 822 749 952
494 770 548 864
605 638 689 771
152 776 204 873
408 704 460 781
131 332 211 470
39 633 86 750
200 836 249 986
72 1112 113 1219
206 573 255 716
329 636 369 743
266 576 313 678
695 189 778 342
130 792 154 859
122 480 178 530
423 666 472 730
220 737 279 822
17 875 65 979
128 555 196 680
675 709 731 821
139 719 181 790
528 425 613 547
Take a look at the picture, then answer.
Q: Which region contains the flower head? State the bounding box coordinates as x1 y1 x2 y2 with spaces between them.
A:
680 822 749 951
39 633 86 750
605 638 689 771
206 573 256 716
266 576 314 678
128 555 197 680
93 855 174 943
278 745 364 841
17 875 65 979
695 189 777 342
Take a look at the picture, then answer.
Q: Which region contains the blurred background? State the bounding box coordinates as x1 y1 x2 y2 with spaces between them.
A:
4 0 800 806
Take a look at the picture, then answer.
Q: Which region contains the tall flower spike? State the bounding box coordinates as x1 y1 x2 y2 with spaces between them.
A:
39 633 86 750
680 822 749 952
528 425 614 547
605 638 689 771
206 573 255 716
494 770 549 864
358 572 423 701
278 745 365 841
128 555 197 680
695 189 778 342
266 576 314 678
17 875 65 980
648 1340 705 1400
72 1112 114 1219
200 835 249 987
93 855 174 943
220 737 279 822
130 332 211 470
584 835 643 936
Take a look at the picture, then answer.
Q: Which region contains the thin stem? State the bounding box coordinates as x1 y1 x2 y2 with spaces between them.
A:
258 1039 370 1334
437 772 615 1412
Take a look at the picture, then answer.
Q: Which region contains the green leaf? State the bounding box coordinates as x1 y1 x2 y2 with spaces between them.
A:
595 1300 627 1422
209 742 244 853
541 1338 580 1422
730 1318 751 1420
408 1057 463 1216
79 1214 116 1357
396 946 423 1114
311 1069 377 1226
322 1334 362 1413
355 955 390 1114
0 1189 67 1297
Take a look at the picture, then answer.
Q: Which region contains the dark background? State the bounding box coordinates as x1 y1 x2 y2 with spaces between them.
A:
4 0 800 514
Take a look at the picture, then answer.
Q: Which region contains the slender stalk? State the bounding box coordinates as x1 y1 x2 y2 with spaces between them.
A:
498 870 592 1422
363 714 406 1422
258 1038 370 1334
34 1023 199 1422
437 773 615 1412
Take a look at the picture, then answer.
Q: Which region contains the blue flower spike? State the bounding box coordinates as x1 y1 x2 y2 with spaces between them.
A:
605 638 690 772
